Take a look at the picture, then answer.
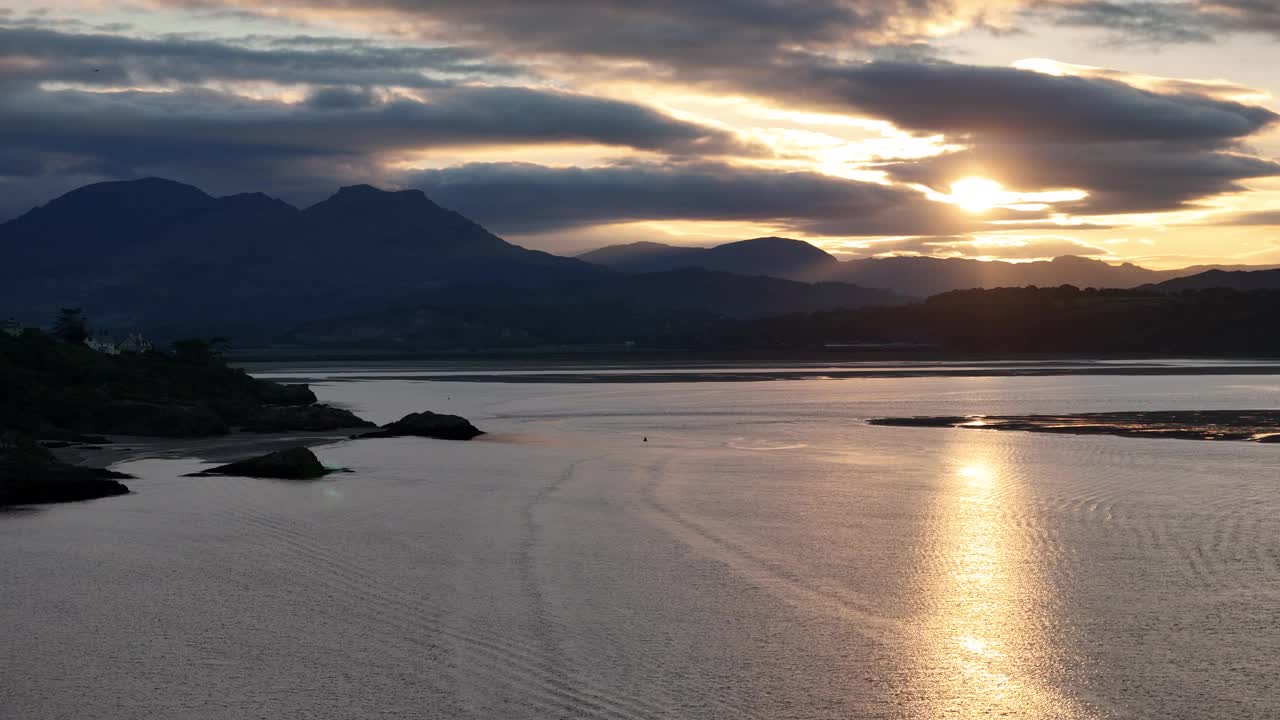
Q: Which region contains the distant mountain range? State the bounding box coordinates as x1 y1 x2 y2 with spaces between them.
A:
1143 268 1280 293
578 238 1280 297
0 179 901 337
6 177 1280 348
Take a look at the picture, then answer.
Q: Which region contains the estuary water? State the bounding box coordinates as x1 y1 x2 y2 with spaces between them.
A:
3 367 1279 719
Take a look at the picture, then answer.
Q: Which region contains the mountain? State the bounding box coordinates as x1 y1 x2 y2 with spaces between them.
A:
831 255 1174 297
579 237 838 280
1144 268 1280 293
579 237 1280 297
0 178 605 331
0 179 903 340
576 241 703 271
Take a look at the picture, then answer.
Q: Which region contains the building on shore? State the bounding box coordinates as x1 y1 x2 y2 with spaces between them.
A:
85 334 120 355
118 332 153 354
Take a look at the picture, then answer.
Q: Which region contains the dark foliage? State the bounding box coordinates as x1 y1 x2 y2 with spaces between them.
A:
723 286 1280 354
0 329 326 436
51 307 89 344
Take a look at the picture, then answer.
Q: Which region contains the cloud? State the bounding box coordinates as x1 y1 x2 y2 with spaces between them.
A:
405 160 976 236
883 142 1280 214
782 60 1277 143
1201 209 1280 226
0 25 516 89
153 0 1005 67
0 65 756 219
4 4 1278 252
841 234 1114 260
1043 1 1280 43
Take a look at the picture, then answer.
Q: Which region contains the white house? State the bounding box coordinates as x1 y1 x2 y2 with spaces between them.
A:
85 334 120 355
118 332 153 354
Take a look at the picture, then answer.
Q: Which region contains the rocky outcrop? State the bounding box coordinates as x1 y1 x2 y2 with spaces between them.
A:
254 382 318 406
241 405 376 433
0 442 132 505
187 447 333 479
870 410 1280 443
94 401 229 437
358 411 484 440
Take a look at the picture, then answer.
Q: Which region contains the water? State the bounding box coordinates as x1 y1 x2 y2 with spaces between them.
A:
3 369 1279 719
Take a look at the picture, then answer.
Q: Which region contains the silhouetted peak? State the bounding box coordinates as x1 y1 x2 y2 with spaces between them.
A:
50 177 211 207
738 236 806 246
219 191 296 208
724 237 836 260
335 183 384 196
334 184 432 202
308 184 441 216
6 177 214 229
1049 255 1106 267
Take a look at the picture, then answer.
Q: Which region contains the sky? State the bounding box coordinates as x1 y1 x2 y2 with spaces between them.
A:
1 1 1278 267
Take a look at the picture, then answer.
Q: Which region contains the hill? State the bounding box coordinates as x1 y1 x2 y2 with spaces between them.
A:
1 180 902 339
578 237 838 281
579 237 1280 296
289 268 906 348
724 286 1280 355
0 179 604 333
1144 268 1280 292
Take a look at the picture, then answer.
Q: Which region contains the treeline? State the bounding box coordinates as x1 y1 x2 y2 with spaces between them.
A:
718 286 1280 354
0 325 311 436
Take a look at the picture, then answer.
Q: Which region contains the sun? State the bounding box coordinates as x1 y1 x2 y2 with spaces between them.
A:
949 177 1006 213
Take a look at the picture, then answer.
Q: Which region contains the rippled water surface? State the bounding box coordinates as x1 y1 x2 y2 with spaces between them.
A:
3 370 1279 719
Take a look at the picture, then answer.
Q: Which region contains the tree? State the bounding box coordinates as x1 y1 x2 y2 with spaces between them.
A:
51 308 89 344
171 336 231 364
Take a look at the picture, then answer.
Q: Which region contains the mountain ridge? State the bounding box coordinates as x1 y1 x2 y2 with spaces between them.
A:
577 237 1280 296
0 178 903 338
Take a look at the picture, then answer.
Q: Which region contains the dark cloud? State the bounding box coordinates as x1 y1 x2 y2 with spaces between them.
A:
1203 210 1280 226
158 0 958 66
145 3 1279 146
0 78 758 220
1 83 751 155
4 4 1278 240
405 160 976 236
1043 1 1280 43
0 25 516 89
883 142 1280 214
734 59 1274 147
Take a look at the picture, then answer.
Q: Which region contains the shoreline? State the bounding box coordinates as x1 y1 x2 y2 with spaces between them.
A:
52 430 365 471
244 363 1280 385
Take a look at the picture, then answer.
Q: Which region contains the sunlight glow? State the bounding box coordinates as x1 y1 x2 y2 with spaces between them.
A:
950 177 1007 213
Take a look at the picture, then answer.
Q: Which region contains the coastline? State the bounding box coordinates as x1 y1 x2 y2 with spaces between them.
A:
52 430 364 471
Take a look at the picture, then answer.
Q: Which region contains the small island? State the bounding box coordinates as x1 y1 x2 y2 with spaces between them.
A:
870 410 1280 443
186 447 338 480
0 312 481 505
0 438 133 505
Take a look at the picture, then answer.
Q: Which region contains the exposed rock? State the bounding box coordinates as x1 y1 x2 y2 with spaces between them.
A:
94 401 228 437
358 411 484 440
255 381 318 406
187 447 333 479
242 405 375 433
0 443 132 505
870 410 1280 443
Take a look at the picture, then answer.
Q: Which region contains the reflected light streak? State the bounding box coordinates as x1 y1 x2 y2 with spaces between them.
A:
909 438 1099 718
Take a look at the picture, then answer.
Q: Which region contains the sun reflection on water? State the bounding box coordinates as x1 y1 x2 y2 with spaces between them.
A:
909 440 1098 718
